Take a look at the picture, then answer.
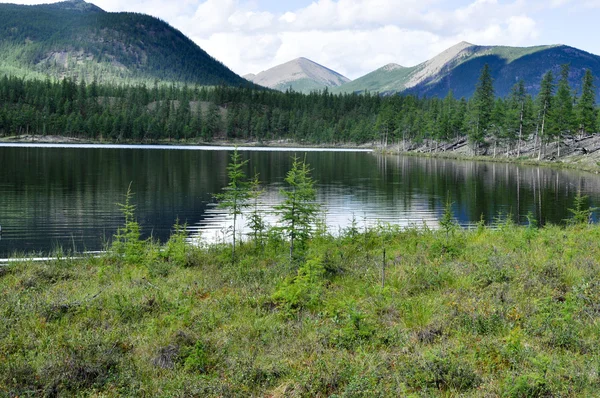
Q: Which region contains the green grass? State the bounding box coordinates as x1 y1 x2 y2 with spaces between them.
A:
2 222 600 396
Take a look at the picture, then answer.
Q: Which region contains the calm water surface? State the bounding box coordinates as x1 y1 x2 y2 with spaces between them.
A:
0 144 598 256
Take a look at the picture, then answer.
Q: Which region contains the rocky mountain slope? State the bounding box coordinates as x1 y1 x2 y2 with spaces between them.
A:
245 58 351 93
334 42 600 98
0 0 250 86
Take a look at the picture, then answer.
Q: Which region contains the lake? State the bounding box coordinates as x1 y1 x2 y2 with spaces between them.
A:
1 144 598 256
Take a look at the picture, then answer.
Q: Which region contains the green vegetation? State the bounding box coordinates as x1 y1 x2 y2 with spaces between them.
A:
2 196 600 395
470 63 495 147
275 155 320 260
273 78 341 95
0 64 598 154
0 1 249 86
214 148 252 262
334 43 600 100
331 63 416 94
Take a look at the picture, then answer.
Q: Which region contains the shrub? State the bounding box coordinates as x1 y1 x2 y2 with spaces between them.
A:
272 255 326 311
111 184 147 265
182 341 210 373
161 220 190 267
407 354 482 392
502 374 552 397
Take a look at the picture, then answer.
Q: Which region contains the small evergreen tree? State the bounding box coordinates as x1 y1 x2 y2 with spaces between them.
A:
112 183 145 264
567 191 597 225
214 148 251 262
276 155 320 260
247 172 267 248
440 195 458 240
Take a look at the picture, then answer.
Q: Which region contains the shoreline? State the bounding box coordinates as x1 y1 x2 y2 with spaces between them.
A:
387 149 600 174
0 135 376 150
4 134 600 173
378 135 600 174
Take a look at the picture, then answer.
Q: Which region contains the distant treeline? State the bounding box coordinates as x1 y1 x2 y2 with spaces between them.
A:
0 64 598 155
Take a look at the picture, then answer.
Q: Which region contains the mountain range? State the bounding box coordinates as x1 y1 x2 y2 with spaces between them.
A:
332 42 600 98
0 0 249 86
1 0 600 99
244 57 350 94
248 42 600 99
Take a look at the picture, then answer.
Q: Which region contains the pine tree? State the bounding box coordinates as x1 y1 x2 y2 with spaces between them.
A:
247 172 266 248
537 71 555 160
576 69 597 137
506 80 529 156
276 155 320 260
490 98 506 157
469 64 495 150
214 148 251 262
551 64 576 157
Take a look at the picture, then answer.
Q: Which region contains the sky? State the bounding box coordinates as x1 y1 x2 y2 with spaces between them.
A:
2 0 600 79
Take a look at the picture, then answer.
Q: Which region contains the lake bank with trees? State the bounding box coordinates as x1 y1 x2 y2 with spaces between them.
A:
1 62 599 172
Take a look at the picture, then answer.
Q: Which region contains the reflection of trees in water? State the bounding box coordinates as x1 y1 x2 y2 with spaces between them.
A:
375 154 600 225
1 147 599 254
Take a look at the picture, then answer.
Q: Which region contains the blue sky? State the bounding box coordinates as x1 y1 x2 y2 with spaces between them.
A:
2 0 600 79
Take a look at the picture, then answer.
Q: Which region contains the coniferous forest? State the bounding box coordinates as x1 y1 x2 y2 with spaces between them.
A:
0 64 598 156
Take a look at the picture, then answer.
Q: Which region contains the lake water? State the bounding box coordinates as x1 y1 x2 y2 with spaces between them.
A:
1 144 599 256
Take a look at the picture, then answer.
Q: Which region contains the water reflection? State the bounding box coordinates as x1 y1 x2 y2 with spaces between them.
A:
0 145 598 255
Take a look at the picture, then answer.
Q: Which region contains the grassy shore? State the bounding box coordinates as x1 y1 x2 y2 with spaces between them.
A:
2 220 600 397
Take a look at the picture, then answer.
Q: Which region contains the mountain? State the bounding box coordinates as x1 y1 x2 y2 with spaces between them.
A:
334 42 600 98
245 58 351 93
0 0 250 86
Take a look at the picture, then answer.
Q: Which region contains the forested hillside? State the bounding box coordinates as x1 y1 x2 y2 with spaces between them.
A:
0 0 250 86
334 42 600 99
0 63 598 160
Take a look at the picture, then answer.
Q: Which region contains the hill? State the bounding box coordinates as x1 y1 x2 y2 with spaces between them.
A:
334 42 600 98
245 57 351 93
0 0 250 86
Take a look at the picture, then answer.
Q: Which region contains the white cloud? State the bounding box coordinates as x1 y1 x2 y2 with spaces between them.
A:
182 0 541 77
228 10 274 31
0 0 584 79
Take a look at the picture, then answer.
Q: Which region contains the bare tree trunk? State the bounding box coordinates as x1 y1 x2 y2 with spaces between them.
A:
538 110 546 161
517 101 524 157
